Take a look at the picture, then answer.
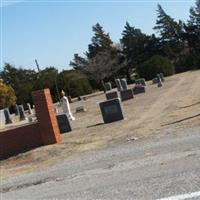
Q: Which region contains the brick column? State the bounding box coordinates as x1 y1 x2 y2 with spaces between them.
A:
32 88 61 145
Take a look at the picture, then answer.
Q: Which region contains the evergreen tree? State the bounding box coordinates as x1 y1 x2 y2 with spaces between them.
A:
86 23 117 59
154 4 184 60
184 0 200 68
120 22 151 81
188 0 200 27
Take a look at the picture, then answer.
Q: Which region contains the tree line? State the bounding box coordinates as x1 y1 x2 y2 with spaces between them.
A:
0 1 199 108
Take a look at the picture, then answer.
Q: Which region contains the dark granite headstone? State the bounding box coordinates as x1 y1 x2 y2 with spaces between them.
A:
120 89 134 101
18 105 26 121
56 114 72 133
115 79 123 91
120 79 128 90
4 108 12 124
99 98 124 123
105 91 119 100
105 82 112 91
133 85 146 95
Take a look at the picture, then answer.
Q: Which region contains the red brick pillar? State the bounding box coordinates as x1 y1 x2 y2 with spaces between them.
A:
32 88 61 145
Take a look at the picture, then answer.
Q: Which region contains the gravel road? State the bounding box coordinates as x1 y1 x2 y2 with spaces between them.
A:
1 125 200 200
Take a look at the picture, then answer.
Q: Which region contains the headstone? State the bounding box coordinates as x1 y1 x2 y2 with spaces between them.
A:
18 105 26 121
82 96 87 101
157 73 161 80
120 79 128 90
56 114 72 133
75 106 86 113
160 73 165 82
27 103 33 115
105 91 119 100
135 78 146 86
104 82 112 91
115 79 123 91
157 78 163 87
14 105 20 116
4 108 12 124
78 96 82 101
152 77 159 84
99 98 124 123
133 85 145 95
120 89 134 101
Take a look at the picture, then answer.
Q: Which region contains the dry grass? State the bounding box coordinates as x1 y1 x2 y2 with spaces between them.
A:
1 70 200 179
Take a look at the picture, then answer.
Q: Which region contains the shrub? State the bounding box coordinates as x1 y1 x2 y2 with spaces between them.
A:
137 55 175 80
0 80 16 109
57 70 93 98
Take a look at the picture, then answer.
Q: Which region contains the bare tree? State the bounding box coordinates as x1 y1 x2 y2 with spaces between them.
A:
82 50 126 90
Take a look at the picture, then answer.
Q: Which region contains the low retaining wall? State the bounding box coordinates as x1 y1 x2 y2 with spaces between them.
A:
0 123 42 159
0 89 61 159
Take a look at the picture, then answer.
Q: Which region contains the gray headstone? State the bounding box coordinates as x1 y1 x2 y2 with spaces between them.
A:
120 89 134 101
115 79 123 91
157 81 163 87
120 79 128 90
18 105 26 121
160 73 165 82
27 103 33 115
99 98 124 123
135 78 146 86
75 106 86 113
105 91 119 100
104 82 112 91
56 114 72 133
14 105 19 116
4 108 12 124
152 77 159 84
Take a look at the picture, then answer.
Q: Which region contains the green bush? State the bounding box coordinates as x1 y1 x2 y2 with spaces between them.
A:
137 55 175 80
57 70 93 98
175 53 200 73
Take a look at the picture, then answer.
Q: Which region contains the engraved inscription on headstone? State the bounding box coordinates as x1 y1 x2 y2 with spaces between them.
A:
4 108 12 124
56 114 72 133
99 98 124 123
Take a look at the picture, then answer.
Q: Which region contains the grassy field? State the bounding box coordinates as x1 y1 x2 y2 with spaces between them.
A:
1 70 200 179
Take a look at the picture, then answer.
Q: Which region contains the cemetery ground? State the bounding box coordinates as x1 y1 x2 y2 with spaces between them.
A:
1 70 200 182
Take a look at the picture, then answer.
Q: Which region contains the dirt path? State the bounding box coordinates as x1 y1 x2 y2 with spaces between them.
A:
1 70 200 179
